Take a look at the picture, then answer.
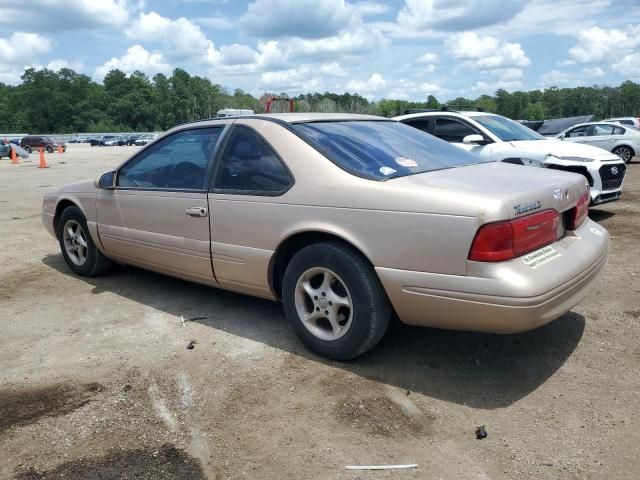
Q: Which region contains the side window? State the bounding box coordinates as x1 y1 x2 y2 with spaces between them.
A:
434 118 478 142
118 127 222 190
613 126 625 135
212 126 293 195
403 119 433 134
592 124 615 136
566 126 588 138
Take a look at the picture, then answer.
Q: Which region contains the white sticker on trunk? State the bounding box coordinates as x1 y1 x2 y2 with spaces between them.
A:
522 246 561 269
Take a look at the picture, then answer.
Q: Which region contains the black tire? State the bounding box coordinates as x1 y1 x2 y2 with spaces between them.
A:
612 145 634 164
46 145 54 153
24 145 32 153
282 241 391 360
58 206 112 277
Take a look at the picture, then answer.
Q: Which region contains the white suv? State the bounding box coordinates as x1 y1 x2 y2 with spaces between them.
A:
394 110 626 205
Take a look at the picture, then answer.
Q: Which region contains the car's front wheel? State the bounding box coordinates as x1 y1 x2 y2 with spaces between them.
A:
46 145 54 153
24 145 32 153
282 241 391 360
612 145 634 163
58 206 112 277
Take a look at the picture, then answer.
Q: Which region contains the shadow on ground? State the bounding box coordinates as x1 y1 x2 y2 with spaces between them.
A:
43 254 584 410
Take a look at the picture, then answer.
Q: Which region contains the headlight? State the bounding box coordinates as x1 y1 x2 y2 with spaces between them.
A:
545 154 594 162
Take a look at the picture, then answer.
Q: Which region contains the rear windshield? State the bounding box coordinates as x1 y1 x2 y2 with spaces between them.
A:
292 120 488 180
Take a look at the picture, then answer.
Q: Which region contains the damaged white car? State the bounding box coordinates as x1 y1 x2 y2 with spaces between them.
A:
394 110 626 205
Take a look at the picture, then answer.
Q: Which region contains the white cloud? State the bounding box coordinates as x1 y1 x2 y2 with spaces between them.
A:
94 45 171 79
417 52 439 63
468 80 522 95
612 53 640 78
220 44 258 65
447 32 530 70
397 0 527 32
569 25 640 63
484 0 626 38
538 70 573 87
0 32 51 63
352 1 391 16
496 68 523 81
127 12 221 65
387 90 410 100
346 73 386 92
284 27 387 61
46 59 84 71
420 82 442 94
0 0 129 31
240 0 353 39
194 16 234 29
582 66 605 77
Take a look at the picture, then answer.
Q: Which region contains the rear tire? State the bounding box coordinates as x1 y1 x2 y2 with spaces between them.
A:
24 145 32 153
612 145 634 164
58 206 112 277
282 241 391 360
46 145 54 153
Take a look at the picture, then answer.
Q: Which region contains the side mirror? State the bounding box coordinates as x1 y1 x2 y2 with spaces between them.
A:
98 171 116 189
462 134 485 145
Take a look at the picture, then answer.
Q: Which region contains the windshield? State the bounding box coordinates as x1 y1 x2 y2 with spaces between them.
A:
474 115 544 141
292 120 489 180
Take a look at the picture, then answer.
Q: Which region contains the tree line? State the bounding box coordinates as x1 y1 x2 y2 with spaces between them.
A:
1 67 639 134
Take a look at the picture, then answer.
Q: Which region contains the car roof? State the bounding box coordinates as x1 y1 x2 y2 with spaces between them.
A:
174 112 388 130
565 121 626 129
393 110 499 121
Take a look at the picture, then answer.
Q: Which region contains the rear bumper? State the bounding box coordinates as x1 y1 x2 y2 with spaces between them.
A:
376 219 609 333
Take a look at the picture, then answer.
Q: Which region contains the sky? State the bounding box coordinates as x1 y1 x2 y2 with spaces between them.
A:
1 0 639 101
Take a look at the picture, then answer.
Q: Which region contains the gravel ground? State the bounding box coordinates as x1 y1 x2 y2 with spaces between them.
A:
0 144 638 480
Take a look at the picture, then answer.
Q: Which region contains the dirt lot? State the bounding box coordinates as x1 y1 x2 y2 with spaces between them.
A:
1 144 639 480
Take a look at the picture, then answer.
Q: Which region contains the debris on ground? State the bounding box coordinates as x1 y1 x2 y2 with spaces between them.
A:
345 464 418 470
476 425 488 439
186 340 196 350
181 315 208 327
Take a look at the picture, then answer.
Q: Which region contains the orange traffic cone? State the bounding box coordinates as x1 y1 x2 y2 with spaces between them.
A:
38 146 49 168
57 144 63 153
10 145 19 164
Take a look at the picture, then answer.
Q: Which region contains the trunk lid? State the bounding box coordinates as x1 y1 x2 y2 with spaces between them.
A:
390 161 589 221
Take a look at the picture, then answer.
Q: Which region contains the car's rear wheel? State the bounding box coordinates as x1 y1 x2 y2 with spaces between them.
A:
24 145 32 153
612 145 634 163
58 206 112 277
282 241 391 360
46 145 54 153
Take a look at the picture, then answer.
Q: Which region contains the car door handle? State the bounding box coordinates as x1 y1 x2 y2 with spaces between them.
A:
185 207 207 217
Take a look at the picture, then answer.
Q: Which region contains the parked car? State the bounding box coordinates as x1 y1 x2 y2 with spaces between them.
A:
125 135 139 146
101 135 118 146
42 113 609 360
134 134 155 146
0 141 11 158
394 110 626 205
556 121 640 163
88 137 103 146
605 117 640 128
20 135 66 153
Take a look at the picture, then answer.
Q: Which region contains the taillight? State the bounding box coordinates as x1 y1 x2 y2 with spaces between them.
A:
567 191 589 230
469 210 560 262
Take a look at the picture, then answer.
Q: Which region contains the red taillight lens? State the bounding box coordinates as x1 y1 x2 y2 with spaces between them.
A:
469 210 560 262
568 191 590 230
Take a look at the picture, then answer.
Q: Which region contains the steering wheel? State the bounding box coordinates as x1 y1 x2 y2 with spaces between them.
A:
166 162 202 188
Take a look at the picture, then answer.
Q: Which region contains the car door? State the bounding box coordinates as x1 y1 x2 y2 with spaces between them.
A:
208 122 294 298
433 116 494 159
96 125 227 285
562 125 590 144
581 124 616 150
